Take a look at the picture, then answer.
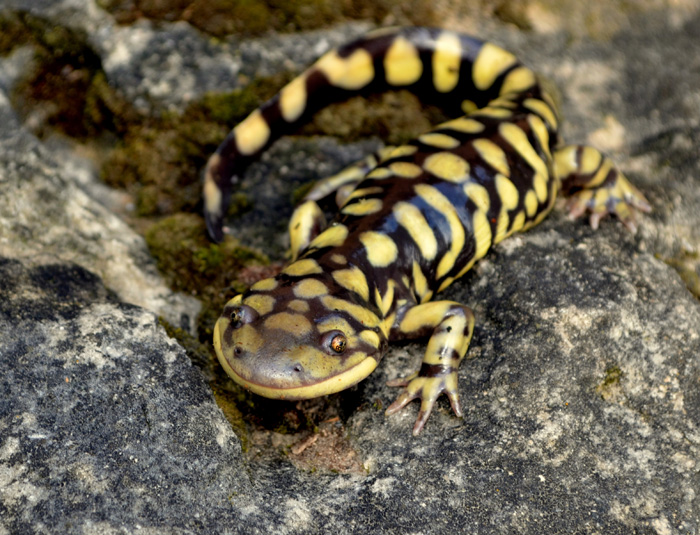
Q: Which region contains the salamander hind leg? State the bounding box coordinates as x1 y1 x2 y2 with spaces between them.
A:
555 145 651 232
386 301 475 436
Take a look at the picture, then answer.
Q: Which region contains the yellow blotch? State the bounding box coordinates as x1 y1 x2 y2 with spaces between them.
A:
437 275 456 294
367 167 393 180
524 189 539 217
289 200 324 258
234 109 270 156
510 211 526 233
464 182 490 212
359 231 398 267
437 252 456 285
251 278 278 292
330 253 347 265
203 165 223 218
346 186 384 201
264 312 312 335
412 261 430 302
389 145 418 158
423 152 469 182
553 145 578 177
579 146 603 175
332 266 370 302
494 210 510 244
461 100 478 114
342 198 383 216
499 122 548 180
244 294 276 316
527 114 552 159
293 278 328 299
384 36 423 86
473 138 509 176
415 184 465 279
380 312 396 338
495 173 519 211
374 279 395 317
533 173 549 203
360 329 381 349
472 43 517 91
472 209 492 260
486 96 518 109
321 295 380 328
309 224 348 250
282 259 323 277
476 107 512 119
279 75 307 123
432 32 462 92
400 301 452 333
441 117 484 134
315 49 374 90
589 157 613 188
499 66 536 95
523 98 558 130
288 299 310 313
394 202 438 260
389 161 423 179
418 132 460 149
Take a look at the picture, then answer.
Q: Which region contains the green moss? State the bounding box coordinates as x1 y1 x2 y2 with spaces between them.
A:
303 90 449 146
97 0 438 39
596 365 624 402
211 384 249 451
144 213 268 342
5 11 136 140
0 11 32 56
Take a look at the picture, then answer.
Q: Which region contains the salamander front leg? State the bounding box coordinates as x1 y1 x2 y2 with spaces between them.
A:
555 145 651 232
386 301 475 435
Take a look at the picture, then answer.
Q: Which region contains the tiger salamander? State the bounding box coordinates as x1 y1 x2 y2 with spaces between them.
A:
204 27 650 435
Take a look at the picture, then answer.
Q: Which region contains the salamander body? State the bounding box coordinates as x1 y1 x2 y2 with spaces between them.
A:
204 27 650 434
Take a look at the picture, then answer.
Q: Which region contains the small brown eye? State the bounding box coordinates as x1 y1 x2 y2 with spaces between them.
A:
330 333 346 354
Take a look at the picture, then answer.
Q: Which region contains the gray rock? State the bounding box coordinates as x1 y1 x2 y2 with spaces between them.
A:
0 90 200 333
1 3 699 535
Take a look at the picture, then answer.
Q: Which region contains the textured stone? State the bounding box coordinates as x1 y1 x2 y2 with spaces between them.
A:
1 2 699 534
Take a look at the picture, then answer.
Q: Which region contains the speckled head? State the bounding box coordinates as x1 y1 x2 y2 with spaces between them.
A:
213 271 388 399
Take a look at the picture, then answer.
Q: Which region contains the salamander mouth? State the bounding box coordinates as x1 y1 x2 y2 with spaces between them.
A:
213 318 378 400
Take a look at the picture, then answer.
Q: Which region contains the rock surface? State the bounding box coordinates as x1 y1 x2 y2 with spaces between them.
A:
1 1 699 534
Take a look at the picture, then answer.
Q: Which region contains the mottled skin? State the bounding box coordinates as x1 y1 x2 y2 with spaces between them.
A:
204 27 650 435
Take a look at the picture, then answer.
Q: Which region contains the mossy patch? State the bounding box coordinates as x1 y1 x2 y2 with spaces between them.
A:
97 0 438 39
304 90 449 147
144 213 269 343
5 11 135 140
100 72 293 218
596 365 624 402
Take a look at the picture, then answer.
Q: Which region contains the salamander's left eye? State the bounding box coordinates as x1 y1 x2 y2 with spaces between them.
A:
330 334 347 353
322 330 347 354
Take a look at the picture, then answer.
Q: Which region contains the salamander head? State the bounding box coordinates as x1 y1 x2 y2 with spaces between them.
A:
213 273 388 399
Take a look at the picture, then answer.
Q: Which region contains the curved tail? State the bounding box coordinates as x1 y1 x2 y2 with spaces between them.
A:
203 27 539 241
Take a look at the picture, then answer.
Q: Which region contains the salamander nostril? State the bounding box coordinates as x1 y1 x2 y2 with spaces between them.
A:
234 346 243 357
292 364 303 373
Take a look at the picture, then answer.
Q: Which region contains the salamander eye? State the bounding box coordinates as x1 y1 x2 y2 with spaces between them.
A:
321 330 347 354
330 333 346 354
228 305 258 329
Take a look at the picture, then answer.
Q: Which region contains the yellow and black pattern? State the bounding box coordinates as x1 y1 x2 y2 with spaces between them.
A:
207 27 650 435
